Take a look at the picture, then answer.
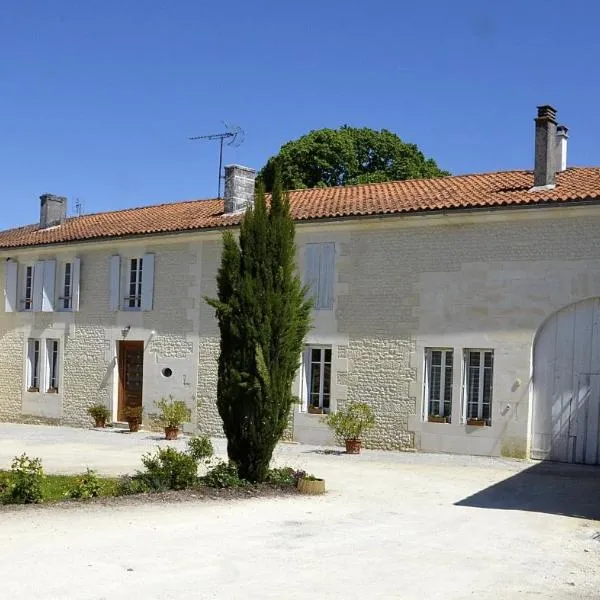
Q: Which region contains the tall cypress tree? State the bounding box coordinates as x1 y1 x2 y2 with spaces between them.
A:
206 168 312 482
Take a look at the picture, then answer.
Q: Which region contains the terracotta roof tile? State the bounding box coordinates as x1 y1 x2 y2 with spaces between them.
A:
1 167 600 249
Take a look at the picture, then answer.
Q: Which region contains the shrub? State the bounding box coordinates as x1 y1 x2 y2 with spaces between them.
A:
324 401 375 443
117 475 151 496
2 453 44 504
135 446 198 492
200 461 248 488
265 467 296 486
66 469 102 499
155 396 191 428
123 405 143 422
87 404 110 422
186 435 214 461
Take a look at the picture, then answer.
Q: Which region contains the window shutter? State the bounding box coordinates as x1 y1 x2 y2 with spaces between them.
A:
71 258 81 311
4 260 17 312
109 255 121 312
41 260 56 312
141 253 155 311
300 348 310 413
304 245 320 306
319 242 335 310
32 261 44 312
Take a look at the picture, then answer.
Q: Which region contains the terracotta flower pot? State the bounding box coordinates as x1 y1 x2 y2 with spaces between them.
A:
94 418 106 428
297 477 326 495
345 439 362 454
467 418 486 427
308 405 323 415
428 415 448 424
165 426 179 440
128 420 140 433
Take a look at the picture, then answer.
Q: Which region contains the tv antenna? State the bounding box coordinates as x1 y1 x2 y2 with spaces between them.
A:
189 121 245 198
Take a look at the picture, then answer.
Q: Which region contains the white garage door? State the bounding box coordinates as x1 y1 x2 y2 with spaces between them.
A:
532 298 600 464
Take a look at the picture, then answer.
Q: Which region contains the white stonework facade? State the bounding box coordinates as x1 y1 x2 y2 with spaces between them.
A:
2 202 600 459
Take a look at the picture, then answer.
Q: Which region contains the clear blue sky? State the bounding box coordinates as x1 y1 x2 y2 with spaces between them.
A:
1 0 599 229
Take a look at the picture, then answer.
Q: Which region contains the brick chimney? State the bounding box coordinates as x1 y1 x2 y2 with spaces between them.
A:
223 165 256 213
39 194 67 228
533 105 558 187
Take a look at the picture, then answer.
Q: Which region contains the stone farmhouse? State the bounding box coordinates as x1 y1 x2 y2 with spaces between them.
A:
1 105 600 464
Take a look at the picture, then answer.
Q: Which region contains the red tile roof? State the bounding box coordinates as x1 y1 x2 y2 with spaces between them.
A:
1 167 600 249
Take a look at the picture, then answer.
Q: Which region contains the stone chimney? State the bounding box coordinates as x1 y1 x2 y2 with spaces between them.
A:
533 105 558 187
39 194 67 228
223 165 256 213
555 125 568 173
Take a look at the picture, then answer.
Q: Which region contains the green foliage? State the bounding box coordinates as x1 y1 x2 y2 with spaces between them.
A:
265 467 296 486
200 461 248 488
1 453 44 504
186 435 214 461
205 166 312 482
87 404 110 421
65 469 102 499
155 395 191 428
117 475 151 496
259 126 449 191
123 405 143 421
134 446 198 492
324 401 375 442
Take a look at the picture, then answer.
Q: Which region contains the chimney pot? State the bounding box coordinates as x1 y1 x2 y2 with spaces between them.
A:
555 125 568 173
533 104 558 188
39 194 67 228
223 165 256 213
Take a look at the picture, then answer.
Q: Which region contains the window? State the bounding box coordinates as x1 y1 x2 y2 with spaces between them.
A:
305 243 335 310
425 349 453 422
27 339 40 391
127 258 143 309
465 350 494 425
62 262 72 310
46 339 59 392
23 265 34 311
304 347 332 413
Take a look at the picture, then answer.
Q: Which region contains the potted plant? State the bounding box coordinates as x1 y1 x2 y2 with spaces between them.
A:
324 401 375 454
87 404 110 428
308 404 323 415
123 405 143 432
296 473 326 495
467 418 486 427
155 395 191 440
428 414 448 424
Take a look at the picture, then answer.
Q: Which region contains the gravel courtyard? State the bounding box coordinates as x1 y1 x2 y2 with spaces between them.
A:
0 423 599 599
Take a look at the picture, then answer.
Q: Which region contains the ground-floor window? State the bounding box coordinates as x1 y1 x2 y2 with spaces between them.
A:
304 346 332 414
26 338 60 394
424 348 453 422
464 349 494 425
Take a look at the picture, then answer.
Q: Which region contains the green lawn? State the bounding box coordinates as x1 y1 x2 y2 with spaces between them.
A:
0 471 120 502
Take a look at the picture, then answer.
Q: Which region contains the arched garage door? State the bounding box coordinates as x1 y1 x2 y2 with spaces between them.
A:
532 298 600 464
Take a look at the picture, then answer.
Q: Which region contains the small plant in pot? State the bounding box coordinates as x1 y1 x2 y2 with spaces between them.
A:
87 404 110 428
324 401 375 454
155 395 191 440
123 405 143 432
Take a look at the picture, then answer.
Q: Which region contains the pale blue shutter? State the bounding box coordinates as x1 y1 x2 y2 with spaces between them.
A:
300 348 310 412
141 253 155 311
319 242 335 310
109 255 121 312
304 245 320 306
42 260 56 312
4 260 17 312
71 258 81 311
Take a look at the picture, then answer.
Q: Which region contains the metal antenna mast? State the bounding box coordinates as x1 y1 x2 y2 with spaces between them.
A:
189 122 245 198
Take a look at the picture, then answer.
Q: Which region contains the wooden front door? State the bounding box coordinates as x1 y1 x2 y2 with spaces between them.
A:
118 341 144 421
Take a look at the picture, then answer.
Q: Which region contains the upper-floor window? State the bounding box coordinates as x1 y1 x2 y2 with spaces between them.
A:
304 242 335 310
109 253 155 312
23 265 34 311
62 262 72 310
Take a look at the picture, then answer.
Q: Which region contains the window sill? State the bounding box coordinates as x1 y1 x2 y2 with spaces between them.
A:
466 419 490 427
427 416 449 424
27 387 39 393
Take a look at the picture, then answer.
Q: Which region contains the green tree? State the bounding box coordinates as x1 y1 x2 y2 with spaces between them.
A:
206 168 312 482
259 126 449 191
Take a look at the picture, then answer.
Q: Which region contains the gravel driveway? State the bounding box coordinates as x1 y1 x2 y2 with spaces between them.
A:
0 423 599 599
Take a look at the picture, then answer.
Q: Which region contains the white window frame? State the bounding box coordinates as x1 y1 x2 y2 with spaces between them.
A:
125 257 144 310
27 339 41 392
423 348 453 422
462 349 494 425
46 339 60 393
302 346 332 413
60 262 73 310
22 264 35 311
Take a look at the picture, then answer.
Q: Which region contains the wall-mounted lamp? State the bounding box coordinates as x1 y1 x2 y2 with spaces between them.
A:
150 330 156 337
121 325 131 338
